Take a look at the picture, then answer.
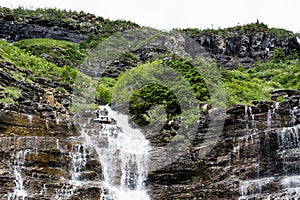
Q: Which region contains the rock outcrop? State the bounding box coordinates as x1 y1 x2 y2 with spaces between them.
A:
147 90 300 199
182 31 300 69
0 19 87 43
0 9 139 43
0 62 103 199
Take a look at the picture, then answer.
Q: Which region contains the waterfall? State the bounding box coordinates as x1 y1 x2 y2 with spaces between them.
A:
277 126 300 150
239 125 300 199
267 109 272 128
239 177 275 199
74 105 151 200
245 106 255 129
69 144 89 183
26 114 33 127
8 150 30 200
289 107 297 127
281 175 300 197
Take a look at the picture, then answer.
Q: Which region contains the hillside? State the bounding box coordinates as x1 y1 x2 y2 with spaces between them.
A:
0 6 300 200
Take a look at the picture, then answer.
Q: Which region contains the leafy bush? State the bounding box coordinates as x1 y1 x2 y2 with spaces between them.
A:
113 59 201 124
222 58 300 105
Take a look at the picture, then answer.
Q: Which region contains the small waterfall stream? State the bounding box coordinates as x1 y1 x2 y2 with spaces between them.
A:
74 105 151 200
8 150 30 200
238 101 300 199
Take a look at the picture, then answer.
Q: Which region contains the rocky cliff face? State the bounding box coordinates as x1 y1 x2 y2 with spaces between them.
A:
0 17 87 43
0 9 139 44
0 88 299 200
187 32 300 69
0 65 103 199
148 90 300 199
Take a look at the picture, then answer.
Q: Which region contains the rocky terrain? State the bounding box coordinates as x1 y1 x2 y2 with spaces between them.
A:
149 90 300 199
188 32 300 69
0 6 300 200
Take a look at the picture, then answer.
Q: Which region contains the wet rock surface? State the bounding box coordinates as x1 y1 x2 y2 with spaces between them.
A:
147 91 300 199
0 61 103 199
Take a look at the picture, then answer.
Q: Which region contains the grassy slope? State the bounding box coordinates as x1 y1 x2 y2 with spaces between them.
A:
14 38 86 67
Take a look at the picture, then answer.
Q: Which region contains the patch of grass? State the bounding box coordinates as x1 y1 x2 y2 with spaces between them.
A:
222 57 300 105
3 86 22 99
14 39 83 66
0 40 78 84
0 97 15 104
14 38 86 67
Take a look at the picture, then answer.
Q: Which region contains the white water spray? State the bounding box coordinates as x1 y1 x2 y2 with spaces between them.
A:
75 105 151 200
8 150 30 200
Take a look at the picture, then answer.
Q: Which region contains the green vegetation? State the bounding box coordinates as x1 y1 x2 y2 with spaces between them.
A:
0 86 22 104
247 59 300 90
0 40 108 110
3 86 22 99
222 58 300 105
110 54 300 121
96 77 117 104
14 38 86 67
113 59 201 124
163 56 209 101
0 6 139 50
0 40 78 84
179 21 294 37
222 68 274 105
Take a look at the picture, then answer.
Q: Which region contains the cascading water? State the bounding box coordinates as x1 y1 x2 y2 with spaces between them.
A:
69 144 89 183
239 125 300 200
238 100 300 199
74 105 151 200
8 150 30 200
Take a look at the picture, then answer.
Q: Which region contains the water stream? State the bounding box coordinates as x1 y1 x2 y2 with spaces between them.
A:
239 124 300 199
8 150 30 200
74 105 151 200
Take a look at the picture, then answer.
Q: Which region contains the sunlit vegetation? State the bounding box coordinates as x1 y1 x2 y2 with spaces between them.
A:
0 40 78 84
0 86 22 104
14 38 86 67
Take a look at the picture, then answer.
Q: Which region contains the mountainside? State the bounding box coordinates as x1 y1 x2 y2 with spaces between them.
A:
0 6 300 200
